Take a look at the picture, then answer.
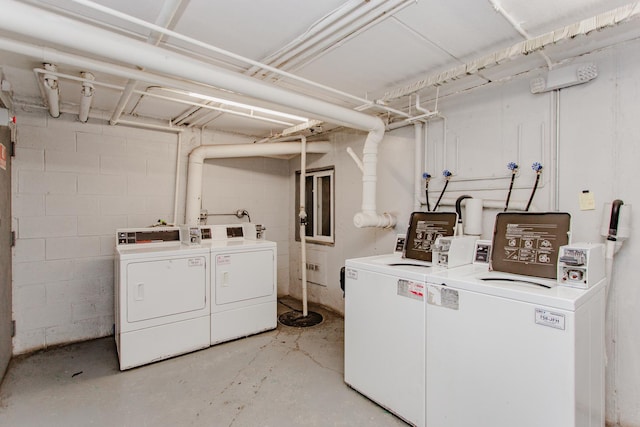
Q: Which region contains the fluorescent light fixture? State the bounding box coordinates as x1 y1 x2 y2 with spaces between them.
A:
530 63 598 94
188 92 309 122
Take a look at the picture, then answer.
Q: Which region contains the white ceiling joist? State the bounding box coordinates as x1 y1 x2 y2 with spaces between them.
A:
382 2 640 101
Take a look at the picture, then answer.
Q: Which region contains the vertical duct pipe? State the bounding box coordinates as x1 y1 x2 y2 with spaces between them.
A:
43 63 60 118
78 71 94 123
172 133 182 225
414 122 423 210
299 136 308 317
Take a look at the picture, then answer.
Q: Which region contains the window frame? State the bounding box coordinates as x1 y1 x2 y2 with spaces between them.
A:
295 166 335 246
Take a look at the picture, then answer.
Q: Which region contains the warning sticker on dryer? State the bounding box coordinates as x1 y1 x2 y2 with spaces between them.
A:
216 255 231 265
397 279 424 301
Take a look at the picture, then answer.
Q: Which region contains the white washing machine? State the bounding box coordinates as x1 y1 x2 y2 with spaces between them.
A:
344 254 436 427
199 224 277 345
424 267 605 427
115 227 210 370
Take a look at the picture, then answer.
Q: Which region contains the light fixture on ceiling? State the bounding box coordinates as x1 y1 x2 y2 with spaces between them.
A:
43 63 60 118
187 92 309 123
530 63 598 94
78 71 95 123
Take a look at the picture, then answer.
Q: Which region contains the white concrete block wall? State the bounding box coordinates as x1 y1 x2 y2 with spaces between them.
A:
12 111 180 354
199 131 291 296
285 39 640 426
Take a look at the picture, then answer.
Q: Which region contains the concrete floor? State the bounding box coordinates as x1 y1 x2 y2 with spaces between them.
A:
0 298 408 427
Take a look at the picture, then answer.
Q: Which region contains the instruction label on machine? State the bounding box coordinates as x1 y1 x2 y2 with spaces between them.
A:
491 213 570 279
426 285 459 310
534 308 565 330
216 255 231 266
188 257 204 267
397 279 424 301
411 221 449 255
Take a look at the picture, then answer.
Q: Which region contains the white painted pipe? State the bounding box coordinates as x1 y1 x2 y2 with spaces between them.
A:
185 141 332 225
0 0 392 229
437 197 529 211
110 80 137 125
43 63 60 118
67 0 407 116
352 126 396 229
299 136 308 317
173 133 182 226
414 122 423 211
78 72 94 123
346 147 364 173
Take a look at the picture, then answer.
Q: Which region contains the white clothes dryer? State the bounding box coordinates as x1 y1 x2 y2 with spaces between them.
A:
115 227 210 370
199 224 277 345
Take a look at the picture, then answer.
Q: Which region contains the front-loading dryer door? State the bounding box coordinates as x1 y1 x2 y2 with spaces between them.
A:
127 256 207 322
214 249 274 305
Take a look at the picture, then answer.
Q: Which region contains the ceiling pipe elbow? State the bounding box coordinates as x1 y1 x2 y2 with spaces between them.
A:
353 211 396 229
353 123 397 228
185 141 332 225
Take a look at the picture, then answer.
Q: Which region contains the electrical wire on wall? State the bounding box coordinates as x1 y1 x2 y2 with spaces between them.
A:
504 162 519 212
525 162 543 211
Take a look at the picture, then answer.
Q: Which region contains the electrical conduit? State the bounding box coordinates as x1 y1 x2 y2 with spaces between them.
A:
0 0 393 229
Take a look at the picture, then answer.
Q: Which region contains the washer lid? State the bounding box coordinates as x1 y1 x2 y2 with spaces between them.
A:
206 239 276 251
117 243 210 260
428 267 604 311
346 254 438 282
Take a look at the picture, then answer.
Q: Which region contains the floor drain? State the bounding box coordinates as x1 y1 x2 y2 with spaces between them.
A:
278 311 324 328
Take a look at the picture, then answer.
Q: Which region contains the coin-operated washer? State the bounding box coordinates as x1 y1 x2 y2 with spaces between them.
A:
425 213 606 427
345 211 473 427
114 227 210 370
195 223 277 345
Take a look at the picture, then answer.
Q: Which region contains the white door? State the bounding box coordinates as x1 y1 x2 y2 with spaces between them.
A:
127 256 207 322
425 283 575 427
214 249 274 305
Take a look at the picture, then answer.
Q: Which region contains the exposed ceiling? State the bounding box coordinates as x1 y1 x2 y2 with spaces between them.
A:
0 0 639 138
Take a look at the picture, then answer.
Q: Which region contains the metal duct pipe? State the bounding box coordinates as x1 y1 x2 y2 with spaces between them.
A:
0 0 391 229
185 141 332 225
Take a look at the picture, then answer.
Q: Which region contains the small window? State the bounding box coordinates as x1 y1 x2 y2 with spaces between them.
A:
295 166 334 245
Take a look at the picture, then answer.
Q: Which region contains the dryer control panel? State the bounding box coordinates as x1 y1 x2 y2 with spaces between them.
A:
116 227 181 246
